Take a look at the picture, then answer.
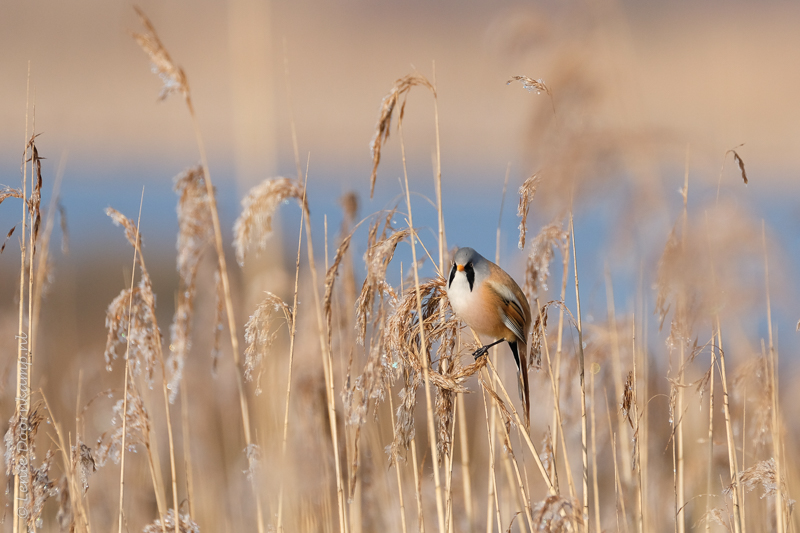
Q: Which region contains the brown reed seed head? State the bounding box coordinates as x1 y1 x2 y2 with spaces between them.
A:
104 277 159 386
355 223 407 345
384 277 486 464
0 186 23 206
174 165 212 283
169 165 213 402
725 458 791 506
131 6 190 102
324 230 354 347
507 75 552 97
4 403 45 476
524 218 568 302
532 495 582 532
369 73 436 198
29 449 58 527
517 172 542 250
72 441 96 495
142 508 200 533
243 292 292 389
233 177 306 266
95 389 151 466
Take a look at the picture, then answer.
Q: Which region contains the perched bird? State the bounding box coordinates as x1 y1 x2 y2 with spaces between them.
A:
446 247 532 430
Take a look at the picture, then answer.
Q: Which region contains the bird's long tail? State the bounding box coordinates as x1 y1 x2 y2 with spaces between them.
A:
512 339 531 432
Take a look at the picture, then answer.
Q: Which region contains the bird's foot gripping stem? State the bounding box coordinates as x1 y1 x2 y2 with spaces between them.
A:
472 346 489 360
472 338 504 361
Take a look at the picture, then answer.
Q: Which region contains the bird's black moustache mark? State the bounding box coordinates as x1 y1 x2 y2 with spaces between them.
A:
465 262 475 291
448 263 456 288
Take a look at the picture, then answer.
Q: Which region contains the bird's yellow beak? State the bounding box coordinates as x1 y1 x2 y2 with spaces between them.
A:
456 264 464 272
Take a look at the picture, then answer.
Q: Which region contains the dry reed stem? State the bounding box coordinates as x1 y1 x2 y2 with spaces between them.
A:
479 366 538 532
762 221 786 533
717 326 743 533
13 71 31 532
277 186 306 532
292 163 349 533
484 358 556 497
386 391 408 533
480 383 503 533
569 213 589 532
606 403 627 533
40 391 91 532
399 119 446 533
589 368 600 533
604 269 631 487
105 201 179 533
132 9 265 529
179 381 195 521
631 317 645 533
537 300 574 500
131 7 188 101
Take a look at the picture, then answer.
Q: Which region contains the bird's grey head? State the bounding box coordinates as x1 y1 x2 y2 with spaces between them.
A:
448 247 490 291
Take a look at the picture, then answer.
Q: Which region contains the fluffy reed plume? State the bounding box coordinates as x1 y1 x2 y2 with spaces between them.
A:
106 207 143 252
655 201 763 341
732 354 772 446
355 214 405 344
232 177 306 265
4 401 44 474
385 278 484 464
72 441 96 495
724 145 749 185
55 477 72 530
211 268 224 372
508 75 552 97
26 135 44 248
29 449 57 526
0 186 23 206
323 230 354 348
131 6 189 101
1 226 16 254
696 507 731 531
243 292 293 391
523 218 569 302
169 165 213 402
517 172 542 249
103 279 159 382
57 202 69 254
369 73 435 198
142 509 200 533
95 389 151 466
245 443 261 482
725 459 794 508
531 496 581 532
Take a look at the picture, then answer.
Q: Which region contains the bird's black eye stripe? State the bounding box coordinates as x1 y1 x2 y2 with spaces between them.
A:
465 262 475 291
448 263 456 288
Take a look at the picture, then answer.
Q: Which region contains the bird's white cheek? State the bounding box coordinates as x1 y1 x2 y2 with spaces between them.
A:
446 274 475 318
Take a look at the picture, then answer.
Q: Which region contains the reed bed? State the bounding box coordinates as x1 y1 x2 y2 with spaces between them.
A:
0 7 797 533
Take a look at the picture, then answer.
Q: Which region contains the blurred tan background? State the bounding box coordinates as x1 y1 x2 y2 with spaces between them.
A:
1 1 800 531
2 0 800 187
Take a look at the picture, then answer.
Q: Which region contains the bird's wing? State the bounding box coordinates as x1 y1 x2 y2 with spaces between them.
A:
488 274 530 342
